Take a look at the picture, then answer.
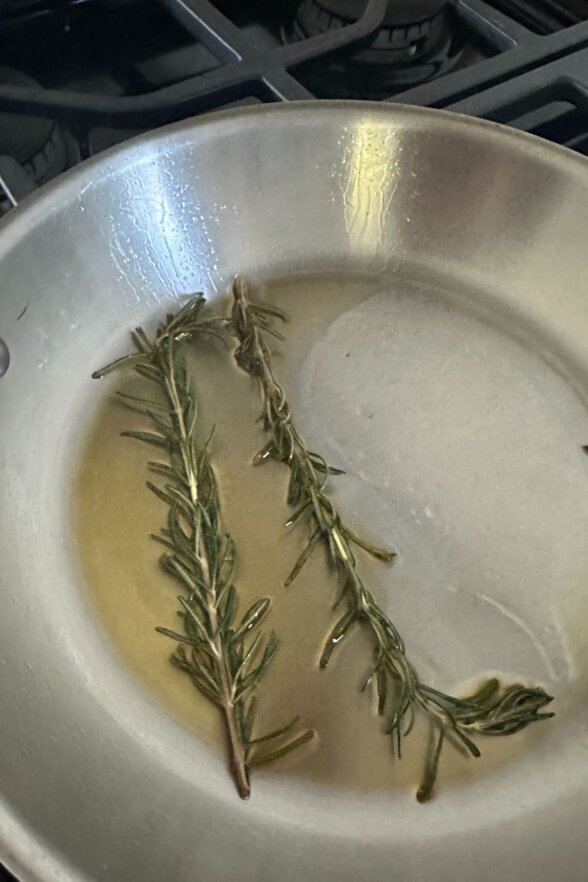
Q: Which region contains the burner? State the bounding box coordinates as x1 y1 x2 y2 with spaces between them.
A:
0 67 70 186
285 0 464 98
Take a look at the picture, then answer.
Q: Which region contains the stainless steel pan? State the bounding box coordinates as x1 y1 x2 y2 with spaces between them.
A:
1 102 588 882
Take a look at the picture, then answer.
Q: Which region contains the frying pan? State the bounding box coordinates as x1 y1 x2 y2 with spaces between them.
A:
1 102 588 882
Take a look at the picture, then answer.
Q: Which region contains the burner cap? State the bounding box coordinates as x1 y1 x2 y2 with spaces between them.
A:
0 67 69 186
287 0 462 98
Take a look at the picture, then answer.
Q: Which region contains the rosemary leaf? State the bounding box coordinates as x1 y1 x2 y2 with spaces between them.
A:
283 500 311 528
233 598 271 639
91 352 147 379
115 390 170 415
246 716 300 746
341 525 397 562
120 429 168 449
132 327 154 353
417 727 445 803
155 626 199 645
284 528 321 587
235 631 264 677
243 696 257 742
145 481 179 509
249 730 314 767
319 608 357 669
134 364 163 384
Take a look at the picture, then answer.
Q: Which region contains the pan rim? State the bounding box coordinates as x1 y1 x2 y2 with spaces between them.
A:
1 98 587 255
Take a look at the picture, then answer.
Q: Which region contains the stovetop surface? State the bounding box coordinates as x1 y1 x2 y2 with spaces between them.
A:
1 0 588 876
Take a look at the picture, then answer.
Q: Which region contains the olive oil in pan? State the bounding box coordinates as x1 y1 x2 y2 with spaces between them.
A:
74 272 576 794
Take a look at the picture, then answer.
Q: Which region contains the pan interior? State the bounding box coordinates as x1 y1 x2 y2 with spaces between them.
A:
74 266 588 797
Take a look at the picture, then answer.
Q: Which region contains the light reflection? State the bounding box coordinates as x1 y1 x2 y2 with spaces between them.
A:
343 120 400 255
113 154 218 299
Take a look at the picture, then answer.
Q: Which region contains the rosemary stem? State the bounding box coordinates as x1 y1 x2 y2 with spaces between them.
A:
232 280 383 642
161 340 251 799
94 294 313 800
207 589 251 798
230 276 554 800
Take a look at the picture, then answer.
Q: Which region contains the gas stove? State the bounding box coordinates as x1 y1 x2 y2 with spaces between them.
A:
0 0 588 876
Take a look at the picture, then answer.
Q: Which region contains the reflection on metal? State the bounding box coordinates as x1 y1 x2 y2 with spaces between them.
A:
0 169 17 208
344 119 400 254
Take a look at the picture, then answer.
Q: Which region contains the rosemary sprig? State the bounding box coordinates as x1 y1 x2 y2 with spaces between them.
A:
230 277 554 801
93 295 312 799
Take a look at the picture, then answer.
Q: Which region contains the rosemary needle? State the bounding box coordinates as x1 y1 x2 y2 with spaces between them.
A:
230 277 554 801
93 294 313 799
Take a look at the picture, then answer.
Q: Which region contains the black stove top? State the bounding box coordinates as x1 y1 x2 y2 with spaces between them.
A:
1 0 588 875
